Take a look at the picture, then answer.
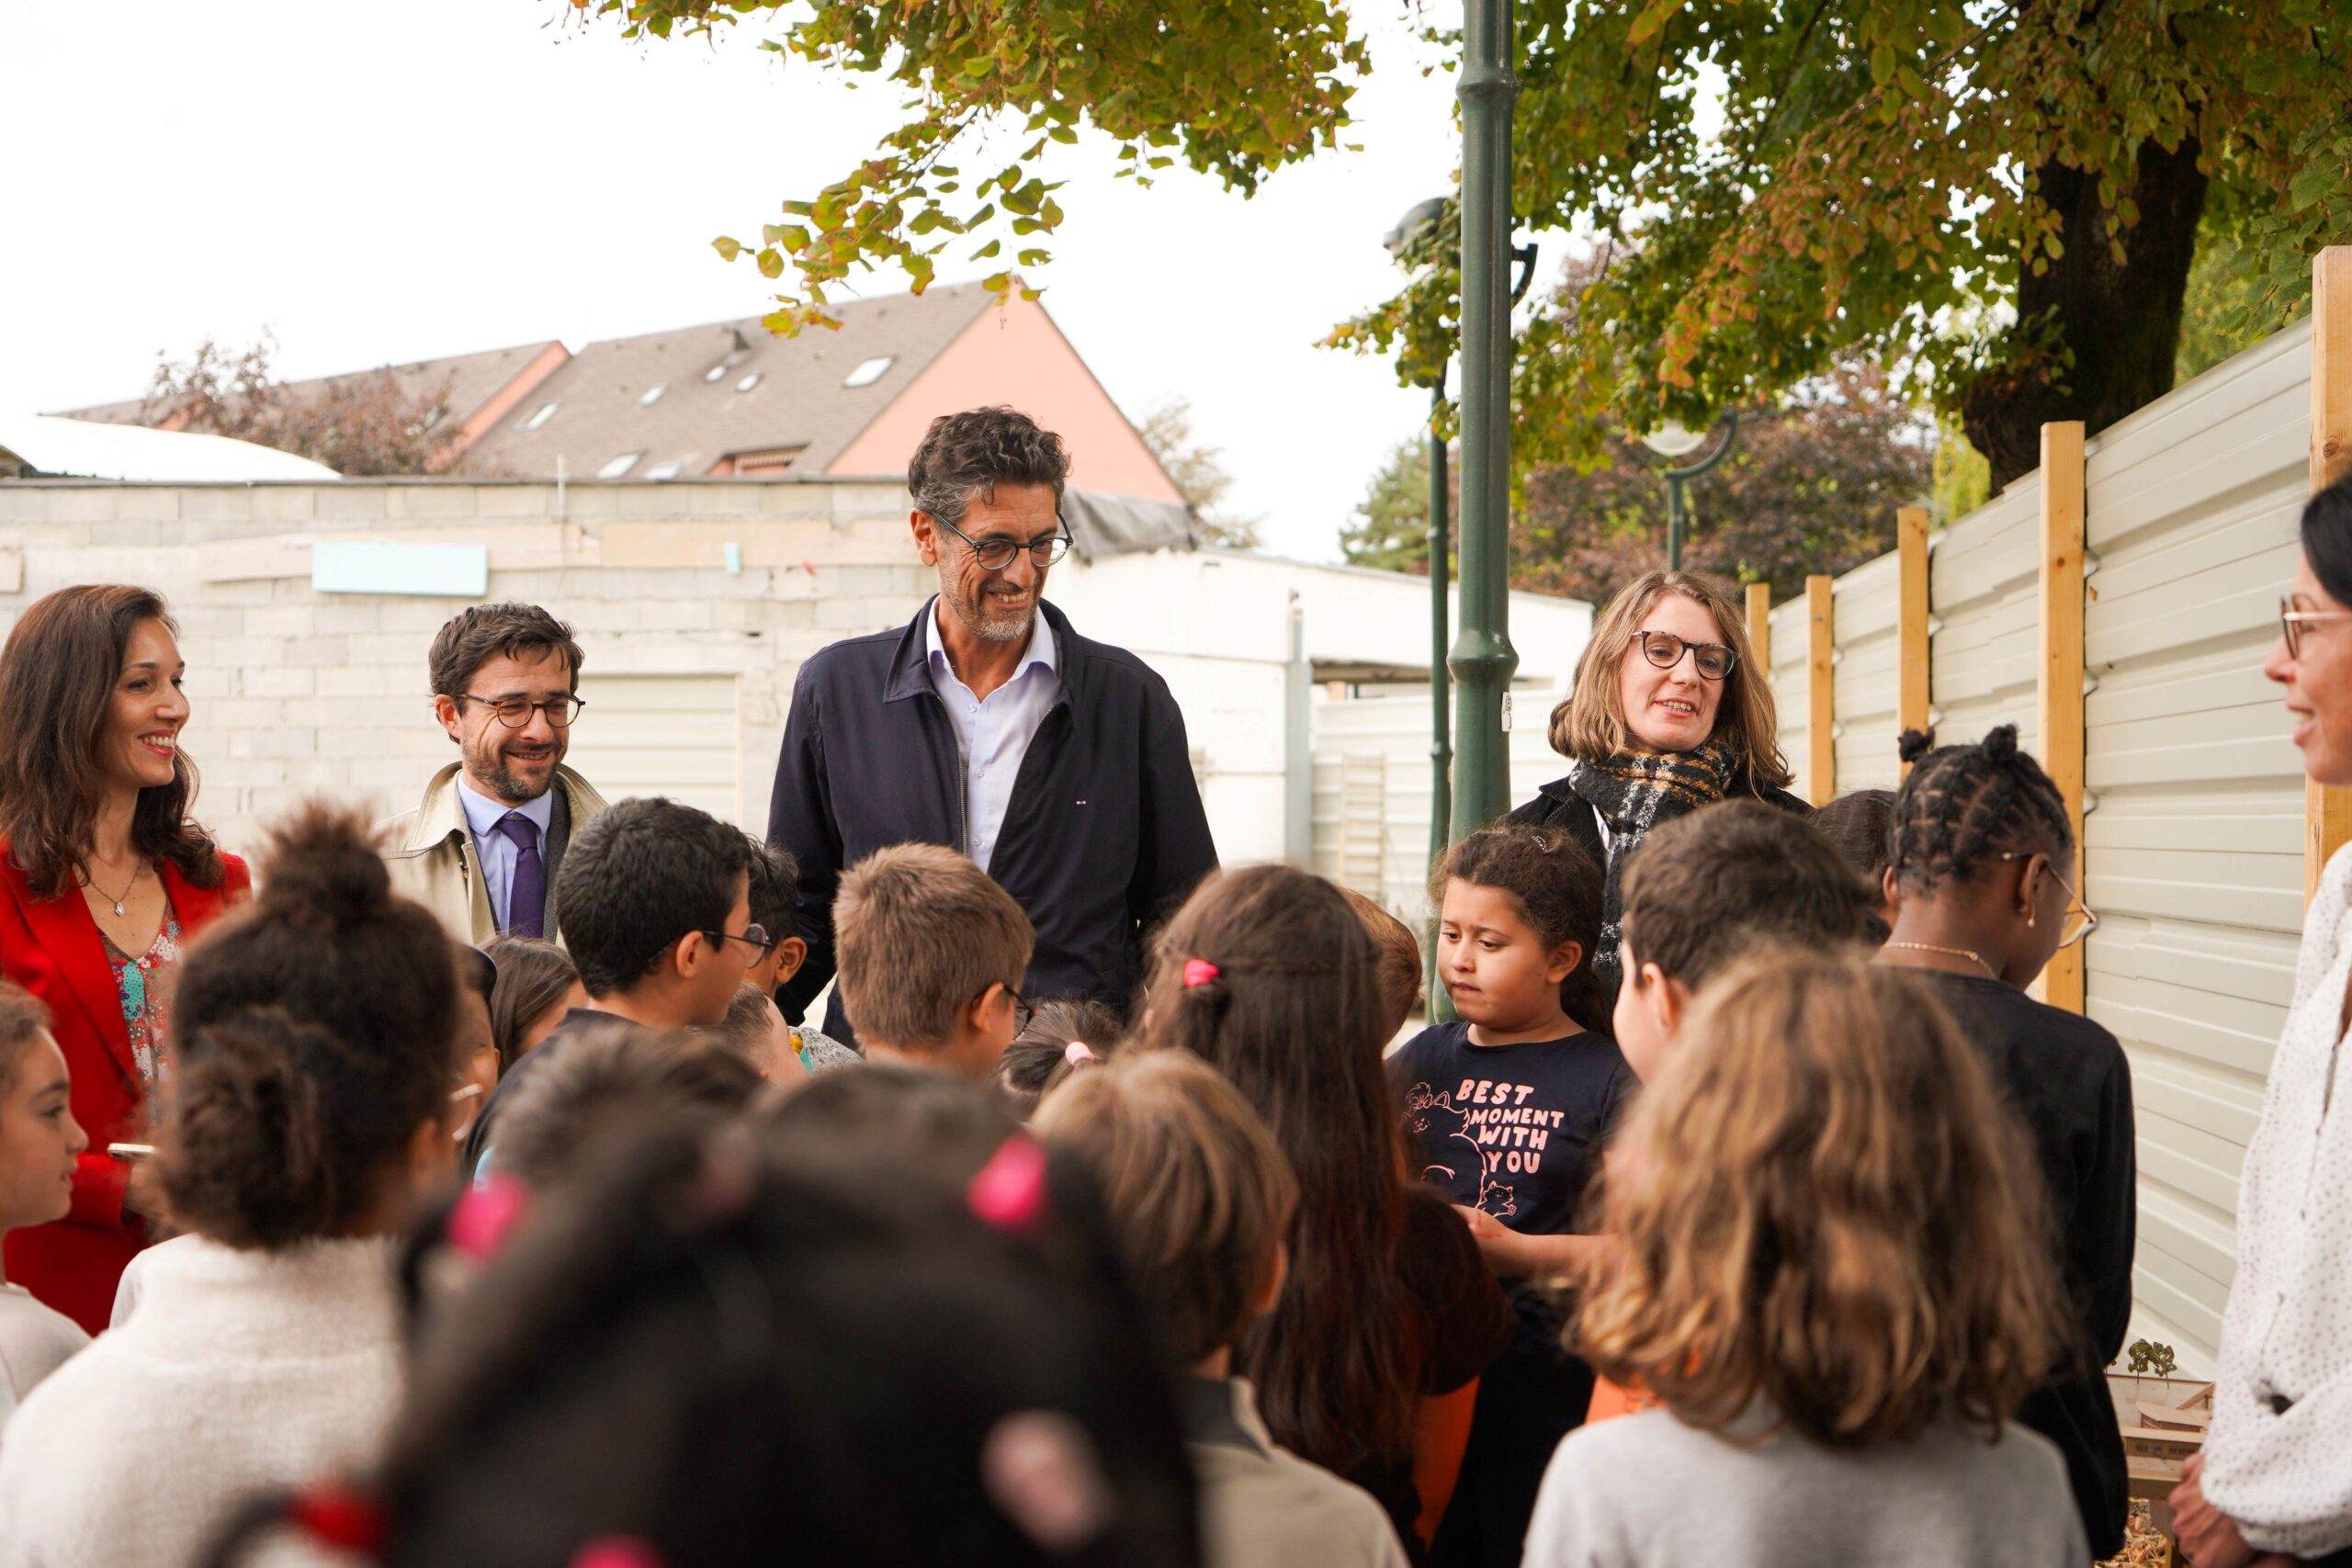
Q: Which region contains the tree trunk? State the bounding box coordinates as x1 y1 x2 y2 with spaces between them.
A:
1961 136 2210 491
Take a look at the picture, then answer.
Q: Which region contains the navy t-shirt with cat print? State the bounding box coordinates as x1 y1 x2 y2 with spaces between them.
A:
1388 1022 1634 1236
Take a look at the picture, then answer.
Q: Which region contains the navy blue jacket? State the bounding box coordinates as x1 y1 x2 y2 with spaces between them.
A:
768 598 1217 1043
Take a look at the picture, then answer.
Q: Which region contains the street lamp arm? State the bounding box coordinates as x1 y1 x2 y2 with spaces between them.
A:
1661 409 1741 482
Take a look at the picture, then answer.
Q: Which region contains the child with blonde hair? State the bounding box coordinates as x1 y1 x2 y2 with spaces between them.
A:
1524 950 2085 1567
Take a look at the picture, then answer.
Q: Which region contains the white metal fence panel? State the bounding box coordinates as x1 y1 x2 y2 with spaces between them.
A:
1929 479 2042 758
1830 550 1904 792
1768 597 1812 802
2079 318 2313 1371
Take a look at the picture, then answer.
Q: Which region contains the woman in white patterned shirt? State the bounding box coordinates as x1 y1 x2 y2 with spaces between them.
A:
2173 472 2352 1568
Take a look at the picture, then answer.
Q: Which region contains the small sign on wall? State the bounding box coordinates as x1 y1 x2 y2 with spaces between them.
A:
311 541 489 597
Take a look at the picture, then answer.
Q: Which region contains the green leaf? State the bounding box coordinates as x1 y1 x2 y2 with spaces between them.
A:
971 238 1002 259
757 247 785 279
1871 46 1895 86
982 270 1012 293
712 236 742 262
960 57 992 77
1018 247 1050 265
2290 158 2335 211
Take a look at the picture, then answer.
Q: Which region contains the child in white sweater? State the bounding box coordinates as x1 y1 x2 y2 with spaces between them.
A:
0 983 90 1432
0 806 472 1566
1523 950 2087 1568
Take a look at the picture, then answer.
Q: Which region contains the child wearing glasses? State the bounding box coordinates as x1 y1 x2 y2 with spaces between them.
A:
1512 570 1808 997
1874 723 2136 1562
831 841 1034 1083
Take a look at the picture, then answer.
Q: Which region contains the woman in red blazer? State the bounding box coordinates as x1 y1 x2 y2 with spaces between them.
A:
0 586 248 1333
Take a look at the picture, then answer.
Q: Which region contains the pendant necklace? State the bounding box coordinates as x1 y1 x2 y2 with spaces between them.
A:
83 864 141 919
1884 940 1999 980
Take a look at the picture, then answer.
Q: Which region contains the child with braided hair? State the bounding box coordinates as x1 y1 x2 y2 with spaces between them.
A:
1874 723 2136 1561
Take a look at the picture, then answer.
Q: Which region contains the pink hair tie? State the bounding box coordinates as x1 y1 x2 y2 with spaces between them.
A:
1063 1041 1095 1066
1182 958 1220 989
967 1134 1049 1235
447 1174 532 1261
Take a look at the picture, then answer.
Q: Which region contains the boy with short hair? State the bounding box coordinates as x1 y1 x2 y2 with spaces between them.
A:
1611 799 1879 1083
741 838 855 1066
0 985 90 1428
462 796 760 1176
1034 1050 1411 1568
831 843 1033 1081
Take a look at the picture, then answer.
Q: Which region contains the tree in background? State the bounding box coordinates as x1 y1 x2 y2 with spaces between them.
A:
1344 358 1931 604
1136 396 1261 549
1340 437 1442 576
144 336 458 477
604 0 2352 502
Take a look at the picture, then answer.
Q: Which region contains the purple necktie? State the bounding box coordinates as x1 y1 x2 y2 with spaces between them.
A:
493 813 546 938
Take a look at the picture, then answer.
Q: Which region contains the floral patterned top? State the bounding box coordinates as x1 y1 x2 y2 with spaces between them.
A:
100 910 183 1089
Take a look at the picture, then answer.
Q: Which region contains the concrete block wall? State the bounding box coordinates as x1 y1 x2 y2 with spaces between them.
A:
0 479 933 853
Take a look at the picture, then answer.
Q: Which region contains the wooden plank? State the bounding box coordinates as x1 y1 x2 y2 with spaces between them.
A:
2040 421 2088 1013
1807 574 1835 805
2310 246 2352 901
1746 581 1771 671
1897 506 1930 765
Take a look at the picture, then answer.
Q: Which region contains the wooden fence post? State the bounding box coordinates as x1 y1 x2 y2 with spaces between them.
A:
1747 581 1771 671
2039 421 2088 1014
1806 575 1835 806
2310 246 2352 901
1897 506 1930 769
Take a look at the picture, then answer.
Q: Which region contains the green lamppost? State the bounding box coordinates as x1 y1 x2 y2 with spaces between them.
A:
1451 0 1521 840
1643 413 1741 571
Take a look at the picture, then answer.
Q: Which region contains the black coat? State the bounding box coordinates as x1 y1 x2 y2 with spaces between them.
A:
767 599 1218 1043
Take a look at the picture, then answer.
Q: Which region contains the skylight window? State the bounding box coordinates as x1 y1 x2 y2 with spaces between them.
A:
521 401 559 430
646 460 683 481
842 356 894 389
704 363 729 383
597 451 644 479
736 373 762 392
639 384 666 406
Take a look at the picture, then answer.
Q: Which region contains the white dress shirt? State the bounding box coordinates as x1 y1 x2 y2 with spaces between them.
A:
456 774 554 934
2202 840 2352 1557
924 596 1060 873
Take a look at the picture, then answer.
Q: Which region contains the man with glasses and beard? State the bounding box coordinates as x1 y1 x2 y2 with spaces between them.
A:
768 405 1216 1048
384 603 609 944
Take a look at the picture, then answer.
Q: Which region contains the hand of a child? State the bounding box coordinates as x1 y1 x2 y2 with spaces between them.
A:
123 1159 165 1226
1450 1203 1530 1273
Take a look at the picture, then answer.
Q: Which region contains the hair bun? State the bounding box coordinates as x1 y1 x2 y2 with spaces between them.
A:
1981 724 2019 761
255 802 393 928
1896 728 1935 764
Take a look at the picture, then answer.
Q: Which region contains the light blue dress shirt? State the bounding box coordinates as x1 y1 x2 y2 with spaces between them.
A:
455 775 555 934
924 597 1060 874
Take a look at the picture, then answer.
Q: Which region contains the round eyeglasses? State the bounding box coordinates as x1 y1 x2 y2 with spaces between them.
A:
934 514 1073 573
461 694 586 728
1634 631 1736 682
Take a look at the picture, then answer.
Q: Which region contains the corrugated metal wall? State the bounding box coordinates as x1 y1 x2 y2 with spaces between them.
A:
1929 479 2043 758
2078 319 2313 1369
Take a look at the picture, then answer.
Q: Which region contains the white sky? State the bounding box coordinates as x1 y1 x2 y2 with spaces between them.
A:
0 0 1509 562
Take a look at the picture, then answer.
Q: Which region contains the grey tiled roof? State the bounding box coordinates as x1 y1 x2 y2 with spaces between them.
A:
461 284 999 480
58 341 564 434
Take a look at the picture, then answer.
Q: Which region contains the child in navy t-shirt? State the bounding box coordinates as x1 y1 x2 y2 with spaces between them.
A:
1387 823 1631 1568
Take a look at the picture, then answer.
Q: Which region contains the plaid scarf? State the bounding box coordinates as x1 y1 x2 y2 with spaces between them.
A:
1572 735 1740 990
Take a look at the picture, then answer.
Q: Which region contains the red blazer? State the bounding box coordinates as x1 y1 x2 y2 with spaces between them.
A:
0 845 249 1333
